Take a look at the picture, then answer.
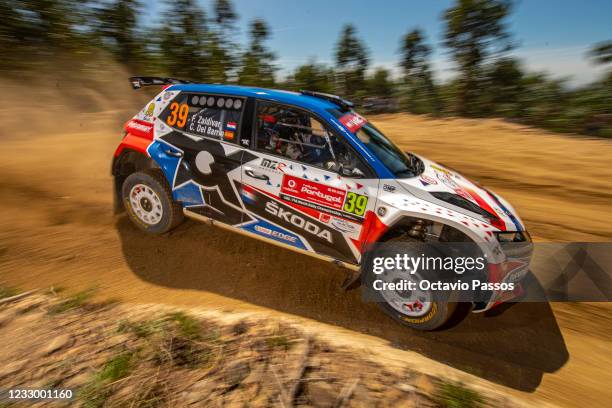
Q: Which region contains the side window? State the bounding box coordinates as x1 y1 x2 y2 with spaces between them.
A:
159 93 244 143
255 102 335 169
327 132 369 177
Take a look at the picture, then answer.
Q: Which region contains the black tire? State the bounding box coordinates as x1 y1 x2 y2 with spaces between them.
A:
121 169 184 234
362 241 458 331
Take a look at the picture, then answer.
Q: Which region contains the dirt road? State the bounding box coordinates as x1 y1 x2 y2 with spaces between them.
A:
1 77 611 407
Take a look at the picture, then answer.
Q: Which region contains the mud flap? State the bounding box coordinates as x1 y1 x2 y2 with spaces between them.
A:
113 176 125 214
341 269 362 291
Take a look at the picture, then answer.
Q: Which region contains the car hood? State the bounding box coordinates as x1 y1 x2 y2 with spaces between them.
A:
396 154 524 232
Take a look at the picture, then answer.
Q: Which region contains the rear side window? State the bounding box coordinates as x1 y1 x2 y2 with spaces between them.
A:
159 93 245 143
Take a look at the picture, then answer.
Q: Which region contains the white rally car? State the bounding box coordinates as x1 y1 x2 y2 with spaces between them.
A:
112 77 532 330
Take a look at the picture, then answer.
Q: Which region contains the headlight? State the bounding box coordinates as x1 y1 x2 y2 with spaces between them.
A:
495 231 530 242
431 192 497 221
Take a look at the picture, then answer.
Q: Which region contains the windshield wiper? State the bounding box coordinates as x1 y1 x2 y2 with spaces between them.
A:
396 169 416 177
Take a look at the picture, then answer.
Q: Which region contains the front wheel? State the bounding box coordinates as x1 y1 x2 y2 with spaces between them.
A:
362 241 458 331
121 169 184 234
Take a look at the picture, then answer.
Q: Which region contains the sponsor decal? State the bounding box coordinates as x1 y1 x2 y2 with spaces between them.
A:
501 260 530 284
241 183 356 262
241 138 250 147
430 164 450 174
241 218 305 249
281 175 346 210
224 130 235 140
280 194 363 222
382 184 396 192
339 112 367 133
125 119 154 139
331 218 358 233
419 175 438 186
436 172 459 189
265 201 333 244
280 174 369 220
319 213 331 223
400 302 438 324
254 225 297 243
454 187 475 202
163 92 174 101
144 103 155 119
261 158 287 172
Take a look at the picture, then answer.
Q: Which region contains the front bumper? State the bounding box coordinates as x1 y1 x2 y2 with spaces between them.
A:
478 238 534 311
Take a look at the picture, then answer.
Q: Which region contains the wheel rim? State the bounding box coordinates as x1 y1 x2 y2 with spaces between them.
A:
129 183 164 225
378 268 433 317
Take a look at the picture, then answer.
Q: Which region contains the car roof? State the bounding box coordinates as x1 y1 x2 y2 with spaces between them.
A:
165 83 396 179
167 84 340 113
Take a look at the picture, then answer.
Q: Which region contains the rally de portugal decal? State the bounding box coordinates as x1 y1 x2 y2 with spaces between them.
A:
279 175 368 222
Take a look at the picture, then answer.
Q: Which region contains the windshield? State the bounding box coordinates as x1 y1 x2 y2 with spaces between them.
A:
330 109 421 177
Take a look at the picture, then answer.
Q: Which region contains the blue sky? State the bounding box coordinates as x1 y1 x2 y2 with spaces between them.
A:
144 0 612 86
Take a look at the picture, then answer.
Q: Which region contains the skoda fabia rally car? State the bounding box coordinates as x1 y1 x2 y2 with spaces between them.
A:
113 77 533 330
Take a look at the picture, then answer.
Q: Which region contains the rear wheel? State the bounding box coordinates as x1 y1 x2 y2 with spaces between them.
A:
122 169 184 234
362 241 458 331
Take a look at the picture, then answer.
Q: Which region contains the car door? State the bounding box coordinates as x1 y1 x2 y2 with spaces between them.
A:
237 100 379 264
155 92 257 226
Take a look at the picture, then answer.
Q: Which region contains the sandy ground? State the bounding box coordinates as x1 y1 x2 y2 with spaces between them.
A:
0 293 535 407
0 78 611 407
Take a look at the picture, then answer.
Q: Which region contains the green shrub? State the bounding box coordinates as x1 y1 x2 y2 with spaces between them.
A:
434 381 484 408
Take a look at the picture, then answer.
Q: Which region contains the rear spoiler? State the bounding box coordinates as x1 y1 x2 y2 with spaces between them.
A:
300 90 354 111
129 76 195 90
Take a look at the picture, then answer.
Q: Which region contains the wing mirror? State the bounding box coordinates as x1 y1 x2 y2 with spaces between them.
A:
325 161 365 178
340 166 365 178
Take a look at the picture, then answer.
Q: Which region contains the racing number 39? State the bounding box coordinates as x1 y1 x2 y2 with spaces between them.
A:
343 192 368 216
166 102 189 128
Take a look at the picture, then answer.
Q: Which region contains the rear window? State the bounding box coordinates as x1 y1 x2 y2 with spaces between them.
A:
159 93 245 143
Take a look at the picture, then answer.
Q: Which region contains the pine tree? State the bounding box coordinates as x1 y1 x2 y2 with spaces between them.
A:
590 41 612 65
237 19 276 87
399 28 438 114
442 0 513 115
367 67 393 96
155 0 211 81
92 0 142 67
208 0 238 82
0 0 78 50
289 60 335 93
334 24 369 99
